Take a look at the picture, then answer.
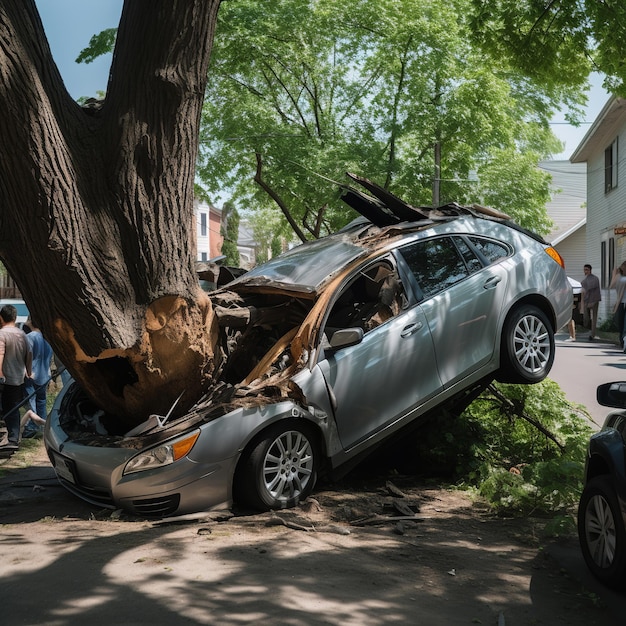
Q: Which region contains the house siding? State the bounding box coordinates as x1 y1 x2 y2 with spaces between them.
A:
540 159 587 285
543 161 586 243
557 227 587 284
588 135 626 320
195 201 223 261
572 98 626 324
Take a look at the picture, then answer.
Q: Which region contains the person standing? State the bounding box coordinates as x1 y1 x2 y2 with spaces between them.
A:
610 263 626 350
22 316 53 438
581 264 602 341
0 304 32 450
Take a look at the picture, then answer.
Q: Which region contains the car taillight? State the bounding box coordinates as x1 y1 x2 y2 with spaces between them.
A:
544 246 565 268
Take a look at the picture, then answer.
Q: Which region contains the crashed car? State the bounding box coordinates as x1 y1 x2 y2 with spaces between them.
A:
578 382 626 588
45 174 571 518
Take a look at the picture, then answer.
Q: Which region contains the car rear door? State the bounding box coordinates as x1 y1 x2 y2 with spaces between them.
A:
396 235 510 387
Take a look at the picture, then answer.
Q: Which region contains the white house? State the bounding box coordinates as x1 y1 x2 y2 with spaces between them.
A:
571 96 626 322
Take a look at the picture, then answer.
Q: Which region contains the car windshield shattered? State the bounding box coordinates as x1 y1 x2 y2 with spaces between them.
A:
232 236 367 293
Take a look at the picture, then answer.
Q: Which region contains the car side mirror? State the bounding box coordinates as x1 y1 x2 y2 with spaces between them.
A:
329 327 364 351
597 382 626 408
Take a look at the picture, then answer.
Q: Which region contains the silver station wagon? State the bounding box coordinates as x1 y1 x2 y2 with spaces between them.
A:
45 175 572 518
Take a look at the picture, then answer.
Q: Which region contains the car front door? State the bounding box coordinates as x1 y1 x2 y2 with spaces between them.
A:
316 258 442 450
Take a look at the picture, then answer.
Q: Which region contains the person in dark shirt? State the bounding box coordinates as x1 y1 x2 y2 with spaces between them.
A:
581 264 601 341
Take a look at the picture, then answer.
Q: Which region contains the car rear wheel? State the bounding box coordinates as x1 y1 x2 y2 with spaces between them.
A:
497 305 554 383
578 475 626 588
235 421 318 511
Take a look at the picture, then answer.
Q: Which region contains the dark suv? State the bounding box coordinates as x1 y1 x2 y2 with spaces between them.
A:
578 382 626 587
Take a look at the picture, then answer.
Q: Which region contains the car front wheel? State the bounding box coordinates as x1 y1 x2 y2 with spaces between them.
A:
578 475 626 588
235 421 318 511
497 305 554 383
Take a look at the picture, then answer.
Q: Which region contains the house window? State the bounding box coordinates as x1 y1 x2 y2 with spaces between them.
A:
200 212 207 236
605 139 618 193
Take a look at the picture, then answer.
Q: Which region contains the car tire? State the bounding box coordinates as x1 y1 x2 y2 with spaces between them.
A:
497 305 554 383
235 421 318 511
578 475 626 588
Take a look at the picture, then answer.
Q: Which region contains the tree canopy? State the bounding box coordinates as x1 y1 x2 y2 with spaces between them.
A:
196 0 583 237
470 0 626 95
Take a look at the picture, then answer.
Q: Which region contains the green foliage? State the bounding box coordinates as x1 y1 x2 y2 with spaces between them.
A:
197 0 580 239
75 28 117 65
413 380 594 524
75 2 587 239
220 202 241 266
469 0 626 96
244 207 292 265
598 317 618 333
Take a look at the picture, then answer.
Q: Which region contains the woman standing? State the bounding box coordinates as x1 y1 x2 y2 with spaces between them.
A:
610 262 626 351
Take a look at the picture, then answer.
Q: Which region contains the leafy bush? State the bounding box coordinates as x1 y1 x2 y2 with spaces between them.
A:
410 380 594 524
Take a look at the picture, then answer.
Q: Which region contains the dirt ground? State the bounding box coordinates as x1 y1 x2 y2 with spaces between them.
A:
0 439 623 626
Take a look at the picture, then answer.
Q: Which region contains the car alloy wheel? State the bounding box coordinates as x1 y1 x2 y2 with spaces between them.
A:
498 305 554 383
578 476 626 588
235 421 318 511
262 429 314 501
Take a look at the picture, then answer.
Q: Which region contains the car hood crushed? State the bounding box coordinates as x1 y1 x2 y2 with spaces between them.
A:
56 174 516 447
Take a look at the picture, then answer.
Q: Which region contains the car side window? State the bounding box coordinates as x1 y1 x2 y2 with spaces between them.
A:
453 236 483 274
325 259 405 338
399 237 469 300
467 236 511 264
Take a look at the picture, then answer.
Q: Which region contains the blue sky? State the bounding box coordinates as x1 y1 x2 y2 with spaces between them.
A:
35 0 122 99
35 0 609 160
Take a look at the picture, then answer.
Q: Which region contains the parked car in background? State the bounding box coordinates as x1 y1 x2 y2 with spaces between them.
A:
578 382 626 588
0 298 29 328
45 174 572 518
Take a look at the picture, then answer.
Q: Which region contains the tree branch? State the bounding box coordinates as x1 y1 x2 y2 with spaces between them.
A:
487 383 565 452
254 153 308 243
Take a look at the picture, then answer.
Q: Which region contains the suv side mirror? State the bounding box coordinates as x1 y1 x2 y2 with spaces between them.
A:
597 382 626 408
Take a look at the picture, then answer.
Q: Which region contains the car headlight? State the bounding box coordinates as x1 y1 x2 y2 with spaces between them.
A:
123 430 201 475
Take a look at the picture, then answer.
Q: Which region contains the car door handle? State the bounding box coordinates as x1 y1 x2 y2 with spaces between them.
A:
401 322 422 337
483 275 502 290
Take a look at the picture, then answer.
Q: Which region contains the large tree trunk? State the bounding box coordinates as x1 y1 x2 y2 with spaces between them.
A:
0 0 222 424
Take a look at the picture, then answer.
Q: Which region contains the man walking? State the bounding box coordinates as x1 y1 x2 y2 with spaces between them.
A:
581 264 601 341
0 304 32 450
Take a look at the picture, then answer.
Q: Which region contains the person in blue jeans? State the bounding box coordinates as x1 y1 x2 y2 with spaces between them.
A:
22 317 53 438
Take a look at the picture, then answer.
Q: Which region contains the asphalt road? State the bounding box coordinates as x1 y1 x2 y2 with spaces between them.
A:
549 331 625 429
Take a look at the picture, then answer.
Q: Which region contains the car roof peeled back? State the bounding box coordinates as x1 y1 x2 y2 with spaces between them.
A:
340 172 552 248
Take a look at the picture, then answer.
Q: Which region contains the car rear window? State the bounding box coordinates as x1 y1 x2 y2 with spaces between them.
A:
467 237 511 264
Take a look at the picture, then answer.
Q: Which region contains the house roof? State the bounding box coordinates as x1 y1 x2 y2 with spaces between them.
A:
571 96 626 162
550 217 586 245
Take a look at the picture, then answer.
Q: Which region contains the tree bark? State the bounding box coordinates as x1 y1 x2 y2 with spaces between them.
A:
0 0 222 423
